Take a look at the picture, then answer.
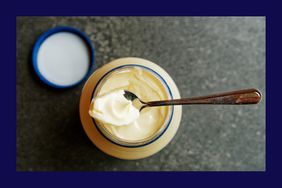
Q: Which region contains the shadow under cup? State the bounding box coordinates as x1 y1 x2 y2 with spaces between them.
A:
91 65 174 148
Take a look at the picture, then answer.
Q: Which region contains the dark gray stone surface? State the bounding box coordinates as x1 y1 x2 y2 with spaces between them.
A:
16 17 265 171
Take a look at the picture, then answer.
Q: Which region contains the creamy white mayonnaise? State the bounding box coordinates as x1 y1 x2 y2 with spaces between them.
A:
88 67 169 141
89 90 140 126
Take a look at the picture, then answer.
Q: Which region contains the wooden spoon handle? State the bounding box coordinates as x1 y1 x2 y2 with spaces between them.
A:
146 88 261 106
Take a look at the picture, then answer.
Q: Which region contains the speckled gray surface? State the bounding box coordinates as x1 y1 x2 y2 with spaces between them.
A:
16 17 265 171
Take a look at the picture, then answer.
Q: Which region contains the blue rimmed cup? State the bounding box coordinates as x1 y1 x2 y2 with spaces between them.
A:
90 64 174 148
32 26 95 89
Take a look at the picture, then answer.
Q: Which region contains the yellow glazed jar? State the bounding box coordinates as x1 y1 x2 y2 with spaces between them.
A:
80 57 182 159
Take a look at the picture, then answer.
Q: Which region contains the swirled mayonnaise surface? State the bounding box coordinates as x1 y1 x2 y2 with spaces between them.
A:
89 90 140 126
89 67 169 141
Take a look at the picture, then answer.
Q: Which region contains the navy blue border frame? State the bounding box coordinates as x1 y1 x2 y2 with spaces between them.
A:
1 0 279 187
32 26 95 88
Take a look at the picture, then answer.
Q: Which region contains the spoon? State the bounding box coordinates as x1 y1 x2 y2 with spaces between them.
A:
123 88 261 111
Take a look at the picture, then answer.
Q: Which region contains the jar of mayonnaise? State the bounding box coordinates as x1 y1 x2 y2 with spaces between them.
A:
80 57 182 159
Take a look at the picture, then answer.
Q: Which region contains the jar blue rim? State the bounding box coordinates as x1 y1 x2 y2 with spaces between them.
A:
32 26 95 89
90 64 174 148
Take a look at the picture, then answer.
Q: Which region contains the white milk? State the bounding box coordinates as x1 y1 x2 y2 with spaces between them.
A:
37 32 90 86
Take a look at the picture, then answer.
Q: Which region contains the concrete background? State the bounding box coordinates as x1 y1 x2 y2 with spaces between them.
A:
16 17 265 171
